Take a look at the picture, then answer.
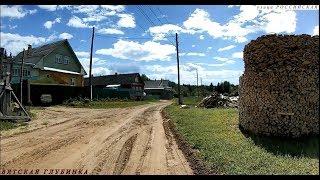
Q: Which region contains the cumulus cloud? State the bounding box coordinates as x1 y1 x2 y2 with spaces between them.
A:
312 25 319 36
146 6 298 43
59 32 73 39
180 52 205 57
0 32 47 55
38 5 58 11
101 5 125 12
232 52 243 59
145 63 243 85
75 51 90 58
67 16 91 28
44 18 61 29
217 45 236 52
0 5 37 19
96 40 176 61
117 14 136 28
97 28 124 35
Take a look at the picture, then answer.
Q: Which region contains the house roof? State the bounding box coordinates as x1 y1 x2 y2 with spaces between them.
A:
84 73 143 86
14 40 66 64
144 80 170 89
13 39 87 75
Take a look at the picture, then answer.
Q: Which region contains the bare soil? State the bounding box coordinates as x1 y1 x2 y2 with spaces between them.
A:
0 101 192 175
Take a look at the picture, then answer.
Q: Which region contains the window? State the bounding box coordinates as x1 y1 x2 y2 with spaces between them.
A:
64 56 69 65
70 78 76 86
55 54 62 64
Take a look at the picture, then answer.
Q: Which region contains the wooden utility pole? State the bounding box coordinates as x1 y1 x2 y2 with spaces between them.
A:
89 27 95 100
196 69 199 98
20 49 25 104
175 33 182 105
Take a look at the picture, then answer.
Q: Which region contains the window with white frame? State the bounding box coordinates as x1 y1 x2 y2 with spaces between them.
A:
55 54 62 64
64 56 69 65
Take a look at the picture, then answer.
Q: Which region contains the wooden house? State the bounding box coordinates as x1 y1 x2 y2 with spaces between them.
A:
84 73 145 100
144 79 173 100
10 39 86 87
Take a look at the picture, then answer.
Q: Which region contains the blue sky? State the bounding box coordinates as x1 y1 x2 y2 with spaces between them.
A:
1 5 319 85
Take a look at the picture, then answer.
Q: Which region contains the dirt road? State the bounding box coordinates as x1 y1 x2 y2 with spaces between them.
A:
0 101 193 175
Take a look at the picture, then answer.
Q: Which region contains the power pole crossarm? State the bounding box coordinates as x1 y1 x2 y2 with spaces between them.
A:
175 33 182 105
89 27 95 101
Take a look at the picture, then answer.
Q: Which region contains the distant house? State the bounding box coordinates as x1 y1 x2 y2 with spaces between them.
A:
84 73 145 100
144 79 173 100
10 39 86 87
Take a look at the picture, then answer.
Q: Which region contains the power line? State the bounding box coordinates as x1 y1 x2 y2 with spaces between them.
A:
136 5 176 46
95 34 154 40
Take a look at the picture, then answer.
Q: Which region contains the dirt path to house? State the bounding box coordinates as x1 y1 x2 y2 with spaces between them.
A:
0 101 193 175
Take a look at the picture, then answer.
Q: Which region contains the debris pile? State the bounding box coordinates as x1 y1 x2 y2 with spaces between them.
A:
239 34 319 137
197 91 231 108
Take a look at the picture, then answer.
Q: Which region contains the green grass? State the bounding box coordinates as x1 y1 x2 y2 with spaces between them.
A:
0 121 28 131
64 99 159 109
181 96 202 106
164 104 319 175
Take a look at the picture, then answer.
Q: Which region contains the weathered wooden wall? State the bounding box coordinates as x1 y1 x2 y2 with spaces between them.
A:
239 34 319 137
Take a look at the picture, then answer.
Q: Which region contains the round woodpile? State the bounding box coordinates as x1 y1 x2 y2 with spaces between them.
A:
239 34 319 137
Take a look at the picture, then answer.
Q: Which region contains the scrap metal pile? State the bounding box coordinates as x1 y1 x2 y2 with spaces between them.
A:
239 34 319 137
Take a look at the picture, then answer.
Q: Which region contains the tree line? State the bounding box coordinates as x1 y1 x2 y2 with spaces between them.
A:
141 74 239 98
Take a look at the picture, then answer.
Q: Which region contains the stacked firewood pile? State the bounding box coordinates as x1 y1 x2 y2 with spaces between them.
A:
239 34 319 137
197 91 230 108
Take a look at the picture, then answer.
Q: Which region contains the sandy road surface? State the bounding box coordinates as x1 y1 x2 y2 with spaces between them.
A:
0 101 193 175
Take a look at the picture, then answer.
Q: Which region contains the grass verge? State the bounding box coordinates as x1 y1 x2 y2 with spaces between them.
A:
64 98 159 109
164 103 319 175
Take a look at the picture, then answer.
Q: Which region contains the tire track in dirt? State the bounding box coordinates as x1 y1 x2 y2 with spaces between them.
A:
1 101 193 175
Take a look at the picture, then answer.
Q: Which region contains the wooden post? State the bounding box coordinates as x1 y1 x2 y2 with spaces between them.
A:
27 80 31 105
89 27 95 101
196 69 199 98
20 49 25 104
175 33 182 105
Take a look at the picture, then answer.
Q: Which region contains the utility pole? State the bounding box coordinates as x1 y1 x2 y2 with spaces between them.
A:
175 33 182 105
89 27 95 101
20 49 25 104
200 77 203 97
196 69 199 98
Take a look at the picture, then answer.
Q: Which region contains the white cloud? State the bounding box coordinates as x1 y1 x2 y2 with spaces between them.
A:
232 52 243 59
0 5 37 19
117 14 136 28
67 16 91 28
312 25 319 36
199 35 205 40
75 51 90 58
101 5 125 12
44 18 61 29
71 5 100 14
192 45 195 47
145 63 243 85
97 28 124 35
217 45 236 52
180 52 205 57
233 5 259 23
96 39 176 61
78 57 110 77
0 32 48 55
59 33 73 39
181 7 297 43
207 47 212 50
260 10 297 34
38 5 58 11
213 57 229 61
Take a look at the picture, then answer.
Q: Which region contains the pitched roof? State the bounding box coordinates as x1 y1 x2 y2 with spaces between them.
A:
144 80 170 89
14 40 67 64
84 73 143 86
